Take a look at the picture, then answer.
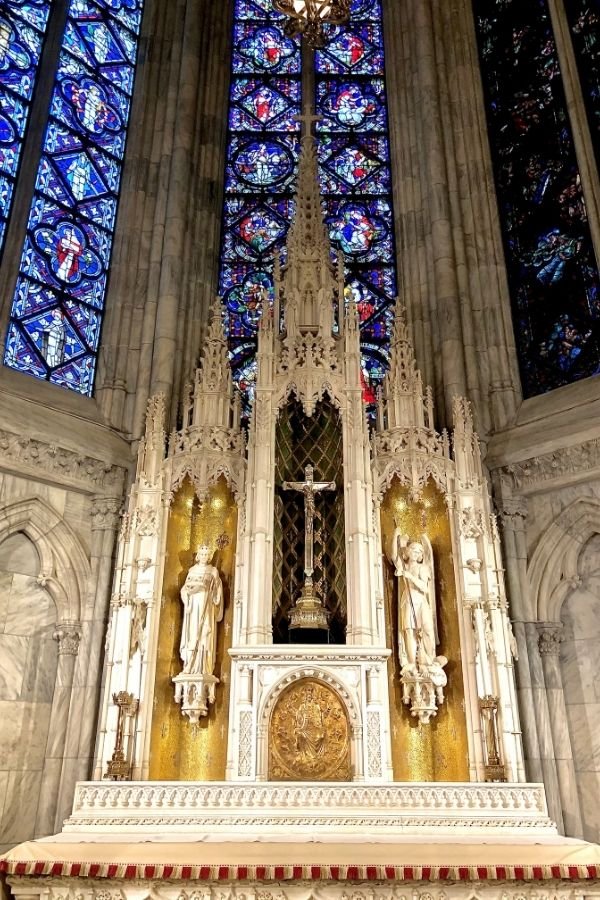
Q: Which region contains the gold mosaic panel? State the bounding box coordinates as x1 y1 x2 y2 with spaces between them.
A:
380 478 469 782
148 476 237 780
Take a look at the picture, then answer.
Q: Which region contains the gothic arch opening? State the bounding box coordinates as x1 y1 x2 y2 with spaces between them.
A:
272 395 347 644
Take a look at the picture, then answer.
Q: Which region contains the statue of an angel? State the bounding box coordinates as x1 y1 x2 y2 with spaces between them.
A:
387 530 438 668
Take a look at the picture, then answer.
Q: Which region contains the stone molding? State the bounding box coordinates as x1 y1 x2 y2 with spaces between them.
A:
64 781 553 833
0 426 127 495
6 880 596 900
493 437 600 495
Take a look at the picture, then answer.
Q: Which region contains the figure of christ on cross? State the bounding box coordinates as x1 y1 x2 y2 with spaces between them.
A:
283 464 336 590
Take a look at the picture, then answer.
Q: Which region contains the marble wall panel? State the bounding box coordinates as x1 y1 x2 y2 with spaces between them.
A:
0 701 52 771
0 533 39 576
560 535 600 842
0 571 10 632
0 770 43 844
0 634 28 699
0 529 58 847
4 575 56 637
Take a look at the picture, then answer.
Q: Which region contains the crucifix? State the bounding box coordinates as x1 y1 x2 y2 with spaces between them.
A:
283 464 335 600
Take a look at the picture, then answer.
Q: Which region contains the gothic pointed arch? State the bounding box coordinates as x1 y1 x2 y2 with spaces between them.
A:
528 497 600 623
0 495 90 622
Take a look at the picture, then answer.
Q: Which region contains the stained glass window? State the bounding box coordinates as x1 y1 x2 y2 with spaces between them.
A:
316 0 396 403
474 0 600 396
3 0 144 395
566 1 600 165
0 0 52 251
220 0 301 402
219 0 397 405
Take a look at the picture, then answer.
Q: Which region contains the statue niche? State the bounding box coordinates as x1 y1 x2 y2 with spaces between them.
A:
273 396 346 644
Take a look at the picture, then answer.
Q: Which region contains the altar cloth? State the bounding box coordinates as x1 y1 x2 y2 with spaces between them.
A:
3 837 600 882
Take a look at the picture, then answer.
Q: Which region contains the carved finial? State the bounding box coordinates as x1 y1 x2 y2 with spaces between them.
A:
385 301 422 394
278 98 340 345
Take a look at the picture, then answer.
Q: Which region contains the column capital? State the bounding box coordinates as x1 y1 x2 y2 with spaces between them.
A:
497 497 528 530
53 622 82 655
91 496 122 532
537 622 563 656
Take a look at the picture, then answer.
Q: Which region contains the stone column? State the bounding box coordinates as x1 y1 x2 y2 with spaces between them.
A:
55 497 122 830
34 623 81 838
527 621 564 832
497 499 544 784
97 0 232 438
383 0 520 433
538 622 584 838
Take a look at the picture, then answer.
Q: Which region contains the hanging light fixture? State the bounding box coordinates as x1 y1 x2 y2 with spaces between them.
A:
273 0 351 48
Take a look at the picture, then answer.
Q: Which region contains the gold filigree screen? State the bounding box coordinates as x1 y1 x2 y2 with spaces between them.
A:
380 477 469 781
148 476 237 780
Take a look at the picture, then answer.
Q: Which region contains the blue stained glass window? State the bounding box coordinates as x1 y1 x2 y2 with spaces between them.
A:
316 0 397 402
0 0 52 251
219 0 397 405
3 0 144 395
474 0 600 396
566 1 600 165
220 0 301 401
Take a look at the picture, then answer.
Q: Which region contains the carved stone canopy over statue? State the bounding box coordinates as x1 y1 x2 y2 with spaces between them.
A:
386 530 448 725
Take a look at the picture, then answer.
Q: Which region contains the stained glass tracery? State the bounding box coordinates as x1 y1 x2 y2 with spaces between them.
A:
220 0 301 402
3 0 144 395
474 0 600 396
0 0 52 251
316 0 396 400
219 0 397 404
566 0 600 165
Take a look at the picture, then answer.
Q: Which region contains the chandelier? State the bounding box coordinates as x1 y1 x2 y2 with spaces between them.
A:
273 0 351 48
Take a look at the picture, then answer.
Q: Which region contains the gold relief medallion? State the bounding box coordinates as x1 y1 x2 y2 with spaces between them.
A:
268 678 351 781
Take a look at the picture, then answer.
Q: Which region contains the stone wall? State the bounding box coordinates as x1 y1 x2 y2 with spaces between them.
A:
560 534 600 843
0 533 57 853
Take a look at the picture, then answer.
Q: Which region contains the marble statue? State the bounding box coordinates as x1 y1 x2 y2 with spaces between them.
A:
179 546 224 676
386 530 448 724
387 531 438 666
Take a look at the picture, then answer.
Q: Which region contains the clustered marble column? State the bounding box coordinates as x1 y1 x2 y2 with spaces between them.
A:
95 0 233 439
37 498 122 835
537 623 584 838
34 624 81 838
383 0 521 435
493 480 588 838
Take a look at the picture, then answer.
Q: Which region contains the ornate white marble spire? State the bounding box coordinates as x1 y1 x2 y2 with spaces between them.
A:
275 112 342 343
184 300 239 431
380 302 434 432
